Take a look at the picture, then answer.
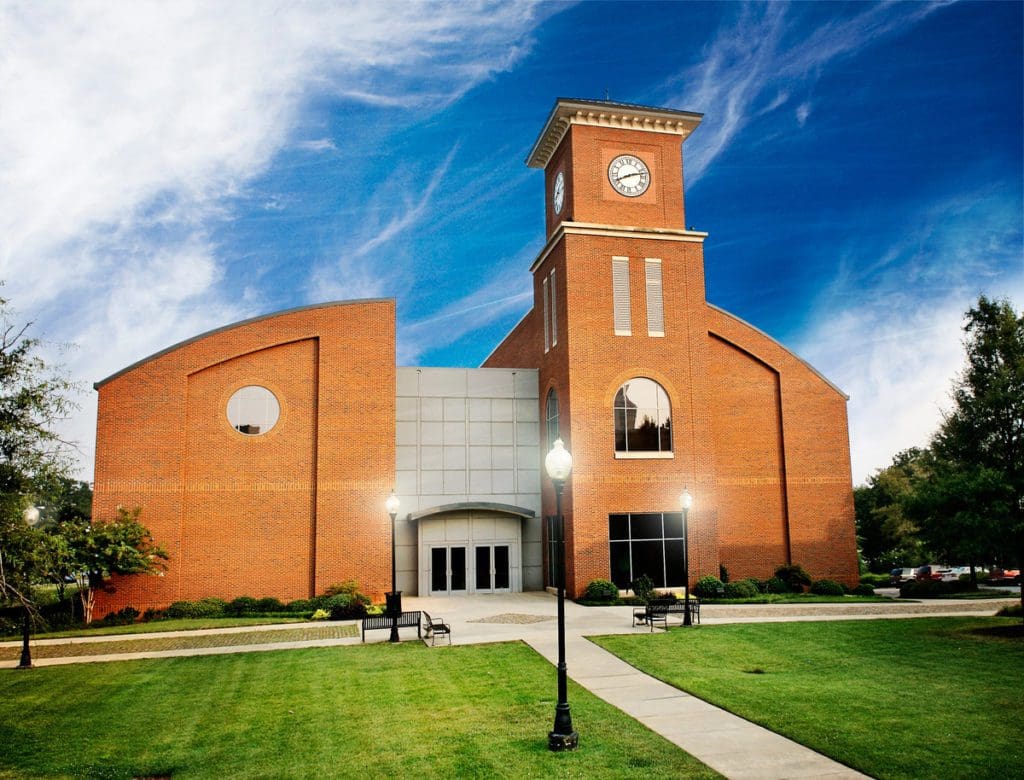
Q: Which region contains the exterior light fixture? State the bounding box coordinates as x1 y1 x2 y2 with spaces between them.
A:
385 491 401 642
680 488 693 626
544 438 578 751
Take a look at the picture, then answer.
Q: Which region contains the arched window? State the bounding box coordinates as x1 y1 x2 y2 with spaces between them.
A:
614 378 671 454
545 388 559 449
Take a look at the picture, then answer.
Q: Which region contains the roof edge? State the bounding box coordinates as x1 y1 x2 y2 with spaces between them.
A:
408 501 536 522
94 298 394 389
706 303 849 400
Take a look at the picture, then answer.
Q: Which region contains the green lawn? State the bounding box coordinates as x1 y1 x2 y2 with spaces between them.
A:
0 642 719 780
595 617 1024 780
4 615 308 641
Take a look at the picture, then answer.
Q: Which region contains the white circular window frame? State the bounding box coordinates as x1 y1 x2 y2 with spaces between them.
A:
226 384 282 437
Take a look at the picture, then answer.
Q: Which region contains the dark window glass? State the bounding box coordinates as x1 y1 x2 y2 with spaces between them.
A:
431 548 448 592
476 546 491 590
610 542 632 589
631 513 663 539
665 540 686 585
608 513 686 589
609 513 630 540
613 378 672 453
631 541 666 587
450 547 466 591
494 546 510 589
663 512 684 538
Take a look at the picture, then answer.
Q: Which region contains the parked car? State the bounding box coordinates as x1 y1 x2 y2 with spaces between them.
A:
990 568 1021 584
890 567 917 584
915 565 944 581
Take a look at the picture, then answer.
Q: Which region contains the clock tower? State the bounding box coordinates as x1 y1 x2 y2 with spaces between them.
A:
509 98 720 595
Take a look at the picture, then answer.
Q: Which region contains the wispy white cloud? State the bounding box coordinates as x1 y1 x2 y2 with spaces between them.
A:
668 1 949 182
398 251 534 364
797 188 1024 483
0 0 557 477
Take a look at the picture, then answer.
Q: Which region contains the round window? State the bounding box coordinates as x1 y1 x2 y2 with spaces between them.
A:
226 385 280 436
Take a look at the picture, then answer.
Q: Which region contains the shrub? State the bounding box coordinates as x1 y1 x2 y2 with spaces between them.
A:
310 609 330 620
631 574 655 603
852 583 875 596
859 573 891 588
98 606 139 626
323 580 371 606
325 593 367 620
141 607 166 622
583 579 619 603
225 596 259 616
165 597 227 619
255 597 285 613
286 599 315 613
996 603 1022 618
764 576 790 594
695 575 724 599
774 564 813 593
744 577 763 593
723 580 759 599
810 579 845 596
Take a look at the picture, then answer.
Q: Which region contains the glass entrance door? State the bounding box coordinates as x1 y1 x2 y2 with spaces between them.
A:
429 546 467 595
474 544 511 592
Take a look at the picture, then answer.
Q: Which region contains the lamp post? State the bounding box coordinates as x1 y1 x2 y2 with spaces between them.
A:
680 488 693 627
17 506 42 669
385 491 401 643
545 438 578 751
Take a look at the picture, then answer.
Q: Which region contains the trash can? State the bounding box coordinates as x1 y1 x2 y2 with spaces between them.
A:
385 591 402 616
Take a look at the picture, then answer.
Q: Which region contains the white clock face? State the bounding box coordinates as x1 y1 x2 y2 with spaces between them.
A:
608 154 651 197
553 170 565 214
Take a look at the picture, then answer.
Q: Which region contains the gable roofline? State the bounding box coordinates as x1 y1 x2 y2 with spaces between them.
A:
94 298 393 389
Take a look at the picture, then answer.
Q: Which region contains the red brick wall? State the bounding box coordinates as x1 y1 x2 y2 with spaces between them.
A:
706 307 858 585
93 301 396 616
707 335 789 579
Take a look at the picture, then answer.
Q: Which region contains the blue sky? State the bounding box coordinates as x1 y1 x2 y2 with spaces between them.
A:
1 0 1021 484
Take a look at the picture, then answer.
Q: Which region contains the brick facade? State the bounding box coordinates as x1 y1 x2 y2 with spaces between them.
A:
93 301 396 615
91 99 857 614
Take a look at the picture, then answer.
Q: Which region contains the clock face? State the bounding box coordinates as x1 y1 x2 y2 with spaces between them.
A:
608 154 651 197
552 170 565 214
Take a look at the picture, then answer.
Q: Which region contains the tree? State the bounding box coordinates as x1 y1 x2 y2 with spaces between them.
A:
908 296 1023 608
61 506 168 624
855 448 927 572
0 290 79 666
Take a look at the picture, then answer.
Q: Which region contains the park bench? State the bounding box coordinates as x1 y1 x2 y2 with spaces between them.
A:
361 610 422 642
632 598 700 630
422 611 451 646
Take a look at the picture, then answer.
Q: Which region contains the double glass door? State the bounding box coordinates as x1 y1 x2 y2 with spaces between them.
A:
430 544 510 594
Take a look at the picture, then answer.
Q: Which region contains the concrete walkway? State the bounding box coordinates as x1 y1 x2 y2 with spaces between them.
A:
3 594 1016 779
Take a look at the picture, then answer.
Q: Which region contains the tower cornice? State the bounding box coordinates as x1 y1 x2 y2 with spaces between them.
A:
526 98 703 170
530 221 708 273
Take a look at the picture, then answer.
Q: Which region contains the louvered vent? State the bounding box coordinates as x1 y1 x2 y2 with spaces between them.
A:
612 256 631 336
645 259 664 337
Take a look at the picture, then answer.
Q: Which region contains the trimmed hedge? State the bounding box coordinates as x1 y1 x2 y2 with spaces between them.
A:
899 579 973 598
810 579 845 596
584 579 619 603
723 580 758 599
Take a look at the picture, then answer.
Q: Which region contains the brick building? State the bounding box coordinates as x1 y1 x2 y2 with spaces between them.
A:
92 98 857 615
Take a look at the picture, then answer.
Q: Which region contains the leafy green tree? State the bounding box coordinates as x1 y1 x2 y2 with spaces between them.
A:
855 448 927 572
62 506 168 624
907 296 1023 608
1 290 79 665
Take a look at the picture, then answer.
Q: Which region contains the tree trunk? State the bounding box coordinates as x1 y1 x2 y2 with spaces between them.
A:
17 609 32 669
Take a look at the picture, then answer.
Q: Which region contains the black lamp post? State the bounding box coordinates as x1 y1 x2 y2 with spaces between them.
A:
545 438 578 751
680 488 693 627
17 505 42 669
385 491 401 642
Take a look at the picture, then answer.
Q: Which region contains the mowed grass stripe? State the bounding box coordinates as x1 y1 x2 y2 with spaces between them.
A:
0 642 721 779
0 624 358 659
595 617 1024 780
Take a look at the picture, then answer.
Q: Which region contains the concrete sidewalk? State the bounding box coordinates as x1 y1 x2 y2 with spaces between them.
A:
3 594 1014 779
